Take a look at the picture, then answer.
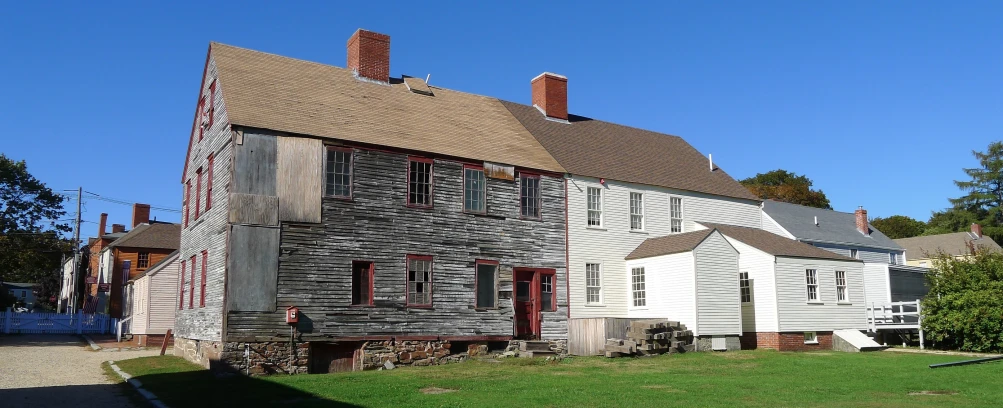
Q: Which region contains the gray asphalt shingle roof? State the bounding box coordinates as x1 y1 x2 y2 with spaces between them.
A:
762 201 902 251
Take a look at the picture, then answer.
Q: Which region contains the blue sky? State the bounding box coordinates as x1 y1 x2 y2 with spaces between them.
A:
2 1 1000 234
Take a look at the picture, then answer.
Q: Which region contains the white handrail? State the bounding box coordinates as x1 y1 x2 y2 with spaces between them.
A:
116 316 132 342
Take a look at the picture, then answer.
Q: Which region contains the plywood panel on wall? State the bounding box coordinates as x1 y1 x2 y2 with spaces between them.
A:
229 193 279 226
227 225 280 312
277 137 322 223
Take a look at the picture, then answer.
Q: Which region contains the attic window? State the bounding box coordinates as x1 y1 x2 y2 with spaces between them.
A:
403 76 433 96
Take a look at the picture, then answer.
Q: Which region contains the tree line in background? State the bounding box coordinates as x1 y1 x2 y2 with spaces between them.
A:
742 141 1003 243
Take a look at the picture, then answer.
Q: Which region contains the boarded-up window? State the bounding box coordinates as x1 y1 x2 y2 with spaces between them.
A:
670 197 683 233
408 158 433 207
739 271 751 303
585 263 601 304
137 252 150 269
587 187 602 227
227 225 280 312
325 148 353 198
540 273 555 311
835 270 847 302
351 261 373 306
520 174 541 219
631 267 646 307
464 166 486 213
407 255 432 306
475 261 498 308
806 269 818 302
200 250 208 308
630 192 644 230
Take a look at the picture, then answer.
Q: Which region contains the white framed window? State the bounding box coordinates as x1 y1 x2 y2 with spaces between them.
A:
670 197 683 233
850 249 858 259
835 270 848 302
629 192 644 231
805 269 819 302
888 253 897 265
739 272 752 303
463 166 486 213
519 173 542 219
587 187 603 227
804 331 818 344
631 267 646 307
585 263 602 305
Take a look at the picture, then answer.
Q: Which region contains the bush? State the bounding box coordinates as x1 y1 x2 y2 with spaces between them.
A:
922 248 1003 352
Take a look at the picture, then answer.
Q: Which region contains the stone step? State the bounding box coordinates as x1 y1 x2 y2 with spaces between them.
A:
519 350 557 358
519 341 552 352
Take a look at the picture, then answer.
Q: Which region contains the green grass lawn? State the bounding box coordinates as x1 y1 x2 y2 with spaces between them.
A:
115 350 1003 407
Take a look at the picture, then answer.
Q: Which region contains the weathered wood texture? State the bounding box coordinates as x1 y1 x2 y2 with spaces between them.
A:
227 225 280 312
276 137 322 223
226 148 568 341
229 193 279 226
233 132 277 196
568 317 654 355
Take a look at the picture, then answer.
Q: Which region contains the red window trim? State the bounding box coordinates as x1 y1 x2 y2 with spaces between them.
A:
207 80 216 128
405 254 434 307
188 255 196 309
325 146 354 200
406 156 434 209
198 96 206 141
474 259 499 310
518 172 543 221
179 260 186 310
195 168 203 219
351 260 375 307
462 164 487 215
184 180 191 227
206 154 214 211
200 250 208 308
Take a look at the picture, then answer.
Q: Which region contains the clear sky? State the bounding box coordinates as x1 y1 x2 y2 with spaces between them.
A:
2 1 1000 235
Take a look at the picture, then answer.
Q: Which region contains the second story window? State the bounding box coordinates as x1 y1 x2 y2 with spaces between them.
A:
587 187 603 227
670 197 683 233
463 166 486 213
206 154 214 210
325 147 353 198
850 249 858 259
629 192 644 231
520 174 541 219
888 253 897 265
184 180 191 227
835 270 847 302
407 158 433 207
195 168 203 219
805 269 818 302
137 252 150 269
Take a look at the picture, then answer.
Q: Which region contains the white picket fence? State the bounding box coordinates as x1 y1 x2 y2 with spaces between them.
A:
0 309 114 334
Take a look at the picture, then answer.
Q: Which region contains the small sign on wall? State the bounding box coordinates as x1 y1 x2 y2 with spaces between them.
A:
97 283 110 293
484 162 514 181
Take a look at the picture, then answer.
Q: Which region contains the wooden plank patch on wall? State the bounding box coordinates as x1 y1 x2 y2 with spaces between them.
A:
227 225 280 312
277 137 322 223
229 193 279 226
234 132 278 196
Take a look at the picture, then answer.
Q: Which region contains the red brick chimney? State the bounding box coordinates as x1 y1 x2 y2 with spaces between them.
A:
98 213 108 238
855 206 869 236
112 224 126 234
972 223 983 238
347 29 390 83
132 203 151 228
531 72 568 120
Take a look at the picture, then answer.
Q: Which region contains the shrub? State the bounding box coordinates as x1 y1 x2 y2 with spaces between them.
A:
922 247 1003 352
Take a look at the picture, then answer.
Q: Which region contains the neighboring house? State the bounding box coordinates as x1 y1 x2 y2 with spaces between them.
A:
96 205 181 318
124 251 179 346
84 212 128 302
4 282 36 309
761 201 928 304
175 31 568 374
895 224 1002 267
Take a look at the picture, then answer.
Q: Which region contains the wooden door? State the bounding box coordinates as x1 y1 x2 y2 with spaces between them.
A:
514 269 540 339
310 342 358 373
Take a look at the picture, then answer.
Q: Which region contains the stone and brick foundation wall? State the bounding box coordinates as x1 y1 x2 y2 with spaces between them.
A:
741 332 833 351
174 337 224 369
693 335 741 351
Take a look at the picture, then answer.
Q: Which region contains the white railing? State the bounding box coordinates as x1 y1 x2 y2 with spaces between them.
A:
1 309 113 334
866 299 924 349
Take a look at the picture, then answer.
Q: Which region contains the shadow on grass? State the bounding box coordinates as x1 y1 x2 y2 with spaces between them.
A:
132 369 363 408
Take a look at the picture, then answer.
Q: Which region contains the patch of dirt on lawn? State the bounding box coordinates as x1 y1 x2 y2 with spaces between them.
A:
908 390 958 396
421 387 458 395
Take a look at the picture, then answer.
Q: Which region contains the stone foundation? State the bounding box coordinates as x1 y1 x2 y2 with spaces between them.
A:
221 341 310 375
174 337 224 369
694 335 741 351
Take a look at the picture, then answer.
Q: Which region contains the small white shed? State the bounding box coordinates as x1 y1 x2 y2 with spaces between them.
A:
126 250 178 344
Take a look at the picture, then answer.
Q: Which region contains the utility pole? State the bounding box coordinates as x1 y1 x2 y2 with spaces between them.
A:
70 187 82 315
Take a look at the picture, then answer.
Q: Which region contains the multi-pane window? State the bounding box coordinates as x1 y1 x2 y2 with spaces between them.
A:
629 192 644 230
137 252 150 269
408 158 433 207
179 260 185 310
406 255 433 306
189 256 196 309
464 166 486 213
835 270 847 302
850 249 858 259
804 331 818 344
541 274 555 311
184 180 191 227
670 197 683 233
206 154 214 210
805 269 818 302
585 263 602 305
631 267 646 307
200 250 208 308
739 271 752 303
351 261 373 306
587 187 603 227
475 261 498 309
325 148 353 198
195 168 203 219
520 174 541 219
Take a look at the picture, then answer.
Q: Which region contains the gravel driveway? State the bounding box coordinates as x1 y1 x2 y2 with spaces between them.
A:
0 335 159 407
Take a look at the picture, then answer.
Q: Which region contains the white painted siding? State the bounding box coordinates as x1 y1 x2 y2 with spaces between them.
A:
862 262 891 306
693 232 742 335
567 176 760 318
148 259 179 334
132 279 148 334
774 257 866 332
624 252 697 331
761 212 794 239
724 237 779 333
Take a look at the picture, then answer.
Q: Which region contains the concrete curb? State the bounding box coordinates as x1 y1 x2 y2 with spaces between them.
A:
82 335 101 351
108 360 169 408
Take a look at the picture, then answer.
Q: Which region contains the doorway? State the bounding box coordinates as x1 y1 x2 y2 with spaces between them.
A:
310 342 360 373
513 268 556 339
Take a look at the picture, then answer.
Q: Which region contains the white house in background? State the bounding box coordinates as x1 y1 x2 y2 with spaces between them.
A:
59 258 74 312
124 250 179 347
761 201 928 305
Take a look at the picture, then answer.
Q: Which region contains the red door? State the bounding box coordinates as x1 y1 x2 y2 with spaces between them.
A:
514 270 539 339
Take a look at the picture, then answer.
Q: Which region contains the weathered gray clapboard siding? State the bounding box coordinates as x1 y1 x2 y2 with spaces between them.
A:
225 148 568 341
233 132 277 196
227 225 280 312
276 137 322 223
175 54 232 342
693 232 742 336
229 193 278 226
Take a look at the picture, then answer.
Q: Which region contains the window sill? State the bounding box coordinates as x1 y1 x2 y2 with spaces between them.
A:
804 341 819 345
836 302 853 305
349 304 375 308
519 216 543 222
741 302 754 306
463 210 488 216
586 226 607 231
806 301 824 305
629 307 649 311
405 204 433 210
325 195 354 202
473 307 499 311
407 305 433 309
629 230 648 234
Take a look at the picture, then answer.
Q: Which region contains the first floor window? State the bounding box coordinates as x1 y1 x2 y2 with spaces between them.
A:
475 261 498 309
540 273 555 311
189 256 196 309
739 271 752 303
670 197 683 233
587 187 603 227
407 255 432 306
631 267 646 307
137 252 150 269
629 192 644 230
804 331 818 344
326 148 353 198
200 251 208 307
408 158 433 207
464 166 486 213
835 270 847 302
352 261 373 306
179 260 186 310
805 269 818 302
520 174 541 219
585 263 602 305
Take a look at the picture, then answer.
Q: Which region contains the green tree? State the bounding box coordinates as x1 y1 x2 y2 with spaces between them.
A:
870 215 926 239
951 141 1003 224
0 154 72 283
739 169 832 209
922 248 1003 352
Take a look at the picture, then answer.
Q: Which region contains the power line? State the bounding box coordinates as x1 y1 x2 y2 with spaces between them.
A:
82 191 181 213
